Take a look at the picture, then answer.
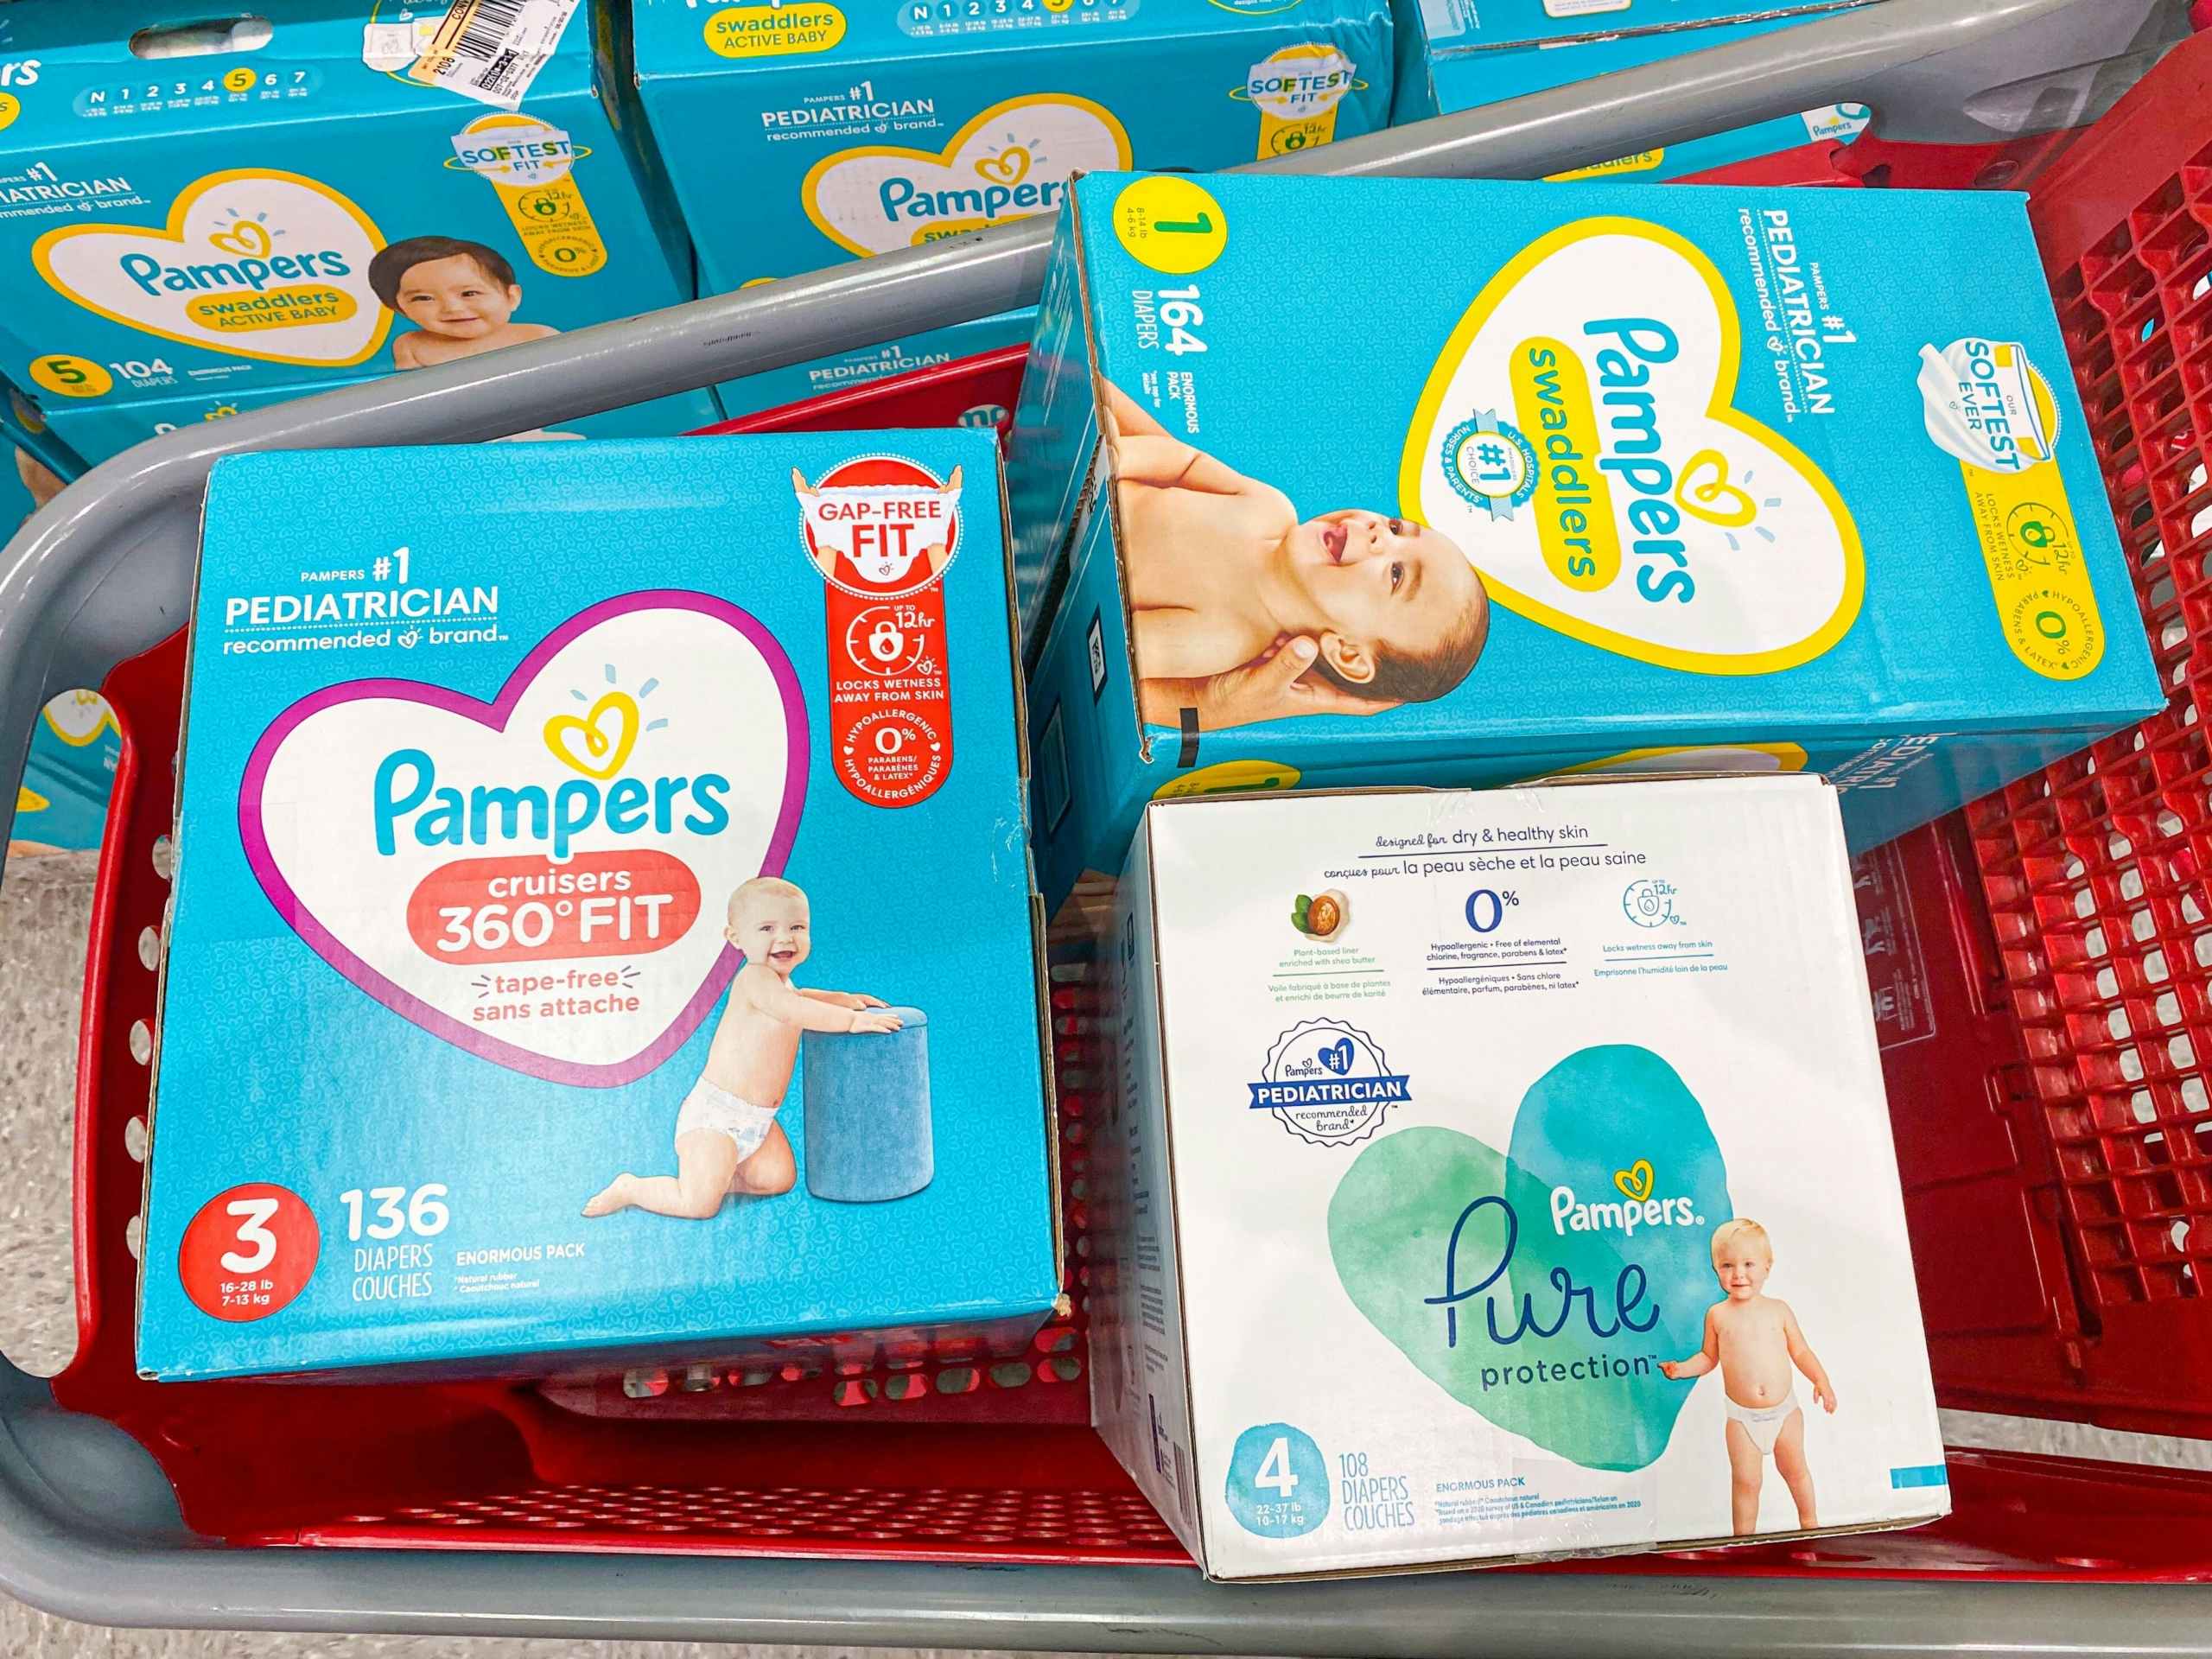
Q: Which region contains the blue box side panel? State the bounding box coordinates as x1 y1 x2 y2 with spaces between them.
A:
1008 207 1096 648
1033 500 1150 912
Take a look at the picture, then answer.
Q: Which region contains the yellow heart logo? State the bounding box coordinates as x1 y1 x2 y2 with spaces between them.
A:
208 219 273 259
543 691 639 781
1401 217 1865 675
1673 448 1758 529
1612 1159 1656 1203
974 147 1031 186
801 93 1131 257
30 168 391 370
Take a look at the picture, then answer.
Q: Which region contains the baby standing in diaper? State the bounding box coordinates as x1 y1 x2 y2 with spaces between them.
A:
1103 382 1491 715
584 877 901 1221
1660 1218 1838 1535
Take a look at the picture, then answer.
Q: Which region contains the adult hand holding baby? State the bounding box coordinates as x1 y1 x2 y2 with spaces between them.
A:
1139 635 1404 731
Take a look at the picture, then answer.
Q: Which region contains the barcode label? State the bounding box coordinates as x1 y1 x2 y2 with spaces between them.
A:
409 0 578 111
448 0 526 60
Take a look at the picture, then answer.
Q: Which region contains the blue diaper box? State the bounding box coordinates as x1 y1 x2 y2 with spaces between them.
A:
9 690 120 858
139 430 1058 1380
630 0 1394 417
1393 0 1872 182
0 1 715 465
1013 170 2160 912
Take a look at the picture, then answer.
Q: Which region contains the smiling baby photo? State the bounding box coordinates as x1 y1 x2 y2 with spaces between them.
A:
1103 379 1491 720
369 234 559 370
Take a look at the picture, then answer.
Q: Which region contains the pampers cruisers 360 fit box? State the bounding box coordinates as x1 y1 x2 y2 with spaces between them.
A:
1095 777 1948 1579
0 2 714 463
1014 171 2161 909
629 0 1392 416
137 431 1058 1381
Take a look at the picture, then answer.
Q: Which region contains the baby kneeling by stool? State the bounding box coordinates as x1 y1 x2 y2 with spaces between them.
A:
584 876 899 1220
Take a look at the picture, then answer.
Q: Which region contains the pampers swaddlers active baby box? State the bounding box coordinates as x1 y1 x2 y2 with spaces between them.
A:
0 1 715 463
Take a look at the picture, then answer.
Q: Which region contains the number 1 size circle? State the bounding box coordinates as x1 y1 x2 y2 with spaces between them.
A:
178 1182 319 1321
1112 177 1228 276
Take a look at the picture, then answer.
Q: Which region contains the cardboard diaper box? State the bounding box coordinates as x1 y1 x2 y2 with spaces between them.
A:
0 0 715 465
1093 776 1948 1579
1392 0 1873 182
137 429 1058 1380
1013 169 2160 911
8 690 121 858
629 0 1394 417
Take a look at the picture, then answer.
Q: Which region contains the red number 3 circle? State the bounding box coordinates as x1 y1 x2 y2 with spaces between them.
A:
177 1183 320 1322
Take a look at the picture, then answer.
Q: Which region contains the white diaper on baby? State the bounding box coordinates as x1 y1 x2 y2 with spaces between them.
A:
1726 1391 1802 1458
675 1078 776 1161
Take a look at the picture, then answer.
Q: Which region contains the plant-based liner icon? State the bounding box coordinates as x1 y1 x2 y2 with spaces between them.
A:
1291 887 1350 939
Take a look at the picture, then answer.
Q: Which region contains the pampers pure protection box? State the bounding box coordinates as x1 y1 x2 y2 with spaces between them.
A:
629 0 1392 417
1096 778 1948 1579
1014 171 2161 911
137 431 1058 1380
0 2 715 464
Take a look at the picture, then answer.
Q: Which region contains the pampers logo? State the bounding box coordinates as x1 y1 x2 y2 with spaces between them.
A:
33 169 391 368
1403 217 1866 675
118 213 353 297
373 679 733 862
802 93 1132 257
1548 1157 1703 1236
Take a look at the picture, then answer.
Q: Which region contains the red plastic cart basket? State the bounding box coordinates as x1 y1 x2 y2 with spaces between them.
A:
2 1 2211 1650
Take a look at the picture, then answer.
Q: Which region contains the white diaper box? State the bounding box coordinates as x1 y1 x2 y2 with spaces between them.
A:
1092 775 1948 1579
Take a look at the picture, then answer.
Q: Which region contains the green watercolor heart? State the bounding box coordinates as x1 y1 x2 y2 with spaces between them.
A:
1327 1045 1731 1471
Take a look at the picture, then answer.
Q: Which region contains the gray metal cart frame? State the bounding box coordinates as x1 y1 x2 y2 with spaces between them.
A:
2 1 2207 1649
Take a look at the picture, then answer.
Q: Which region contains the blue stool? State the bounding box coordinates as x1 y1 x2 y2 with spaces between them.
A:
803 1007 931 1202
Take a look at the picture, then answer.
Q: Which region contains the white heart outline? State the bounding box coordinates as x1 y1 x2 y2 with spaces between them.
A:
238 591 810 1088
1401 216 1867 675
32 168 392 369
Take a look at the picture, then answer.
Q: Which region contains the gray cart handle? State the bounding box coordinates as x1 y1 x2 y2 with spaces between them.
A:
4 2 2209 1652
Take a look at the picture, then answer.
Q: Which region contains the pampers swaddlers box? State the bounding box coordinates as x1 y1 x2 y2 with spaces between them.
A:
1014 171 2162 910
1096 777 1948 1579
137 431 1058 1380
0 1 715 463
629 0 1392 417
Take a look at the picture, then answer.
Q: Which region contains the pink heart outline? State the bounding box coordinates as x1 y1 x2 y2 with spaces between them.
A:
238 589 810 1089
